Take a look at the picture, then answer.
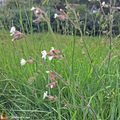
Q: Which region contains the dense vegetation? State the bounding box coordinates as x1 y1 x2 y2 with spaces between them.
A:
0 0 120 120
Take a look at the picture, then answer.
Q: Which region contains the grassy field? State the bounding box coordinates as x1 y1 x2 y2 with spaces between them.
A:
0 30 120 120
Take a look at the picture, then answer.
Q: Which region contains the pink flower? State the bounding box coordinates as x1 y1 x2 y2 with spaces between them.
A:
31 7 45 17
10 26 24 42
54 9 68 21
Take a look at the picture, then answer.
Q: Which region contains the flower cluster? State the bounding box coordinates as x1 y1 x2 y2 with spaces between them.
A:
9 7 67 103
10 26 24 42
31 7 46 23
41 47 63 61
54 9 68 21
20 58 34 66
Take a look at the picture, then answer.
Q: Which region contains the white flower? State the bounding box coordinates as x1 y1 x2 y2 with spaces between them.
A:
41 50 47 60
60 9 63 11
54 13 58 18
102 1 105 6
43 91 48 99
20 58 27 66
31 7 36 11
50 47 54 52
36 10 39 14
10 26 16 34
48 56 54 61
46 71 50 73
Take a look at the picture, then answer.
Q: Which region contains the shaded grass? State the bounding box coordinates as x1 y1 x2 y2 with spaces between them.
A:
0 31 120 119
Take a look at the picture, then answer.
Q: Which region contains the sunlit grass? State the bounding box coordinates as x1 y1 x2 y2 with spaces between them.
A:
0 31 120 119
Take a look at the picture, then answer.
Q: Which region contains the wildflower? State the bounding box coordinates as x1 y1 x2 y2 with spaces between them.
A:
10 26 24 42
31 7 45 17
54 9 67 21
20 58 27 66
41 47 63 61
46 71 57 81
43 91 48 99
47 95 57 101
54 13 67 21
31 6 46 23
101 1 105 7
43 91 57 101
41 50 47 60
54 13 58 19
27 57 34 64
46 81 57 88
48 56 54 61
10 26 16 36
20 58 33 66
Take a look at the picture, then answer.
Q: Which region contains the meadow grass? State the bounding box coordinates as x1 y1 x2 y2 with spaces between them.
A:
0 30 120 120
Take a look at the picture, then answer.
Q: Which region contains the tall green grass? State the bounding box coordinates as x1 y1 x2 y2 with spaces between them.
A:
0 0 120 119
0 30 120 119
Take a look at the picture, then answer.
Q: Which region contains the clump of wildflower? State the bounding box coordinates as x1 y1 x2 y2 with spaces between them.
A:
10 26 24 42
20 57 34 66
31 7 46 23
54 9 68 21
41 47 63 61
46 71 57 82
41 50 47 60
43 91 57 101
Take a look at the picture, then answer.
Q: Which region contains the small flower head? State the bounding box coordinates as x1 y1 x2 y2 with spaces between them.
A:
20 58 27 66
31 7 36 11
46 81 57 88
48 56 54 61
50 47 55 52
41 50 47 60
48 71 57 82
46 71 50 73
10 26 16 34
60 9 63 12
43 91 48 99
54 13 58 18
27 58 34 64
102 1 105 6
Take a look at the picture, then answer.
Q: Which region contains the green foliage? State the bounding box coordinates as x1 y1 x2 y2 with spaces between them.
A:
0 32 120 119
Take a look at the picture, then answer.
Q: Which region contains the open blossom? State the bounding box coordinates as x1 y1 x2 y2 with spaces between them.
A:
54 9 68 21
41 50 47 60
43 91 57 101
20 58 34 66
20 58 27 66
41 47 63 61
10 26 24 42
31 7 45 17
31 7 46 23
43 91 48 99
10 26 16 36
